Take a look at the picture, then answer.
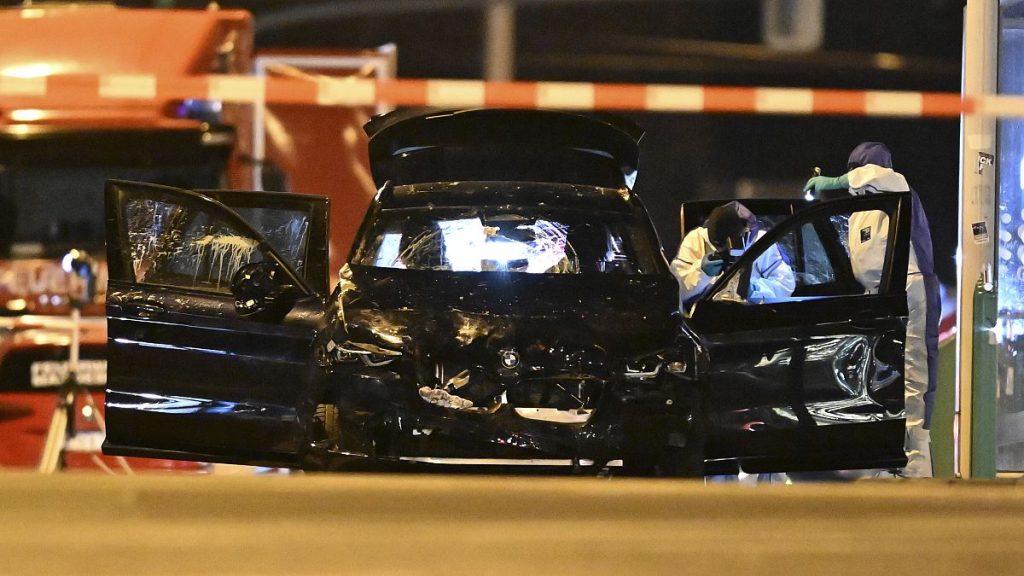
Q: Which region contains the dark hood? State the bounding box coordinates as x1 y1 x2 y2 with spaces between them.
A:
705 201 758 250
339 265 679 360
847 142 893 170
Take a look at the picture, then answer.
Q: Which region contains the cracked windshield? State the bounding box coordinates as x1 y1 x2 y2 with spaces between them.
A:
358 208 661 275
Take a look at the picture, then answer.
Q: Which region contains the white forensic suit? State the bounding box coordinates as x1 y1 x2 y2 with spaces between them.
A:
846 164 932 478
670 227 795 313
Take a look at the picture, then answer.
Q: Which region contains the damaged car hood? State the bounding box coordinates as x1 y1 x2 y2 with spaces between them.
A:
339 265 679 361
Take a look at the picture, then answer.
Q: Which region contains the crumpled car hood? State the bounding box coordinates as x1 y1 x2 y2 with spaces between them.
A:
338 265 679 362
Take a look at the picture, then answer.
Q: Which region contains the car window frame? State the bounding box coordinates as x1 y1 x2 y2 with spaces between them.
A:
697 192 911 309
196 188 330 296
679 198 812 242
105 180 315 298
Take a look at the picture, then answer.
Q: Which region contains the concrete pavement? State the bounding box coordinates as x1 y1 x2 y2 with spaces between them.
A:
1 471 1022 575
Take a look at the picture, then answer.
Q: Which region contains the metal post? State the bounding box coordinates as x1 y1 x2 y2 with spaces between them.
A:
761 0 824 53
37 284 83 474
37 387 71 473
484 0 516 81
956 0 998 479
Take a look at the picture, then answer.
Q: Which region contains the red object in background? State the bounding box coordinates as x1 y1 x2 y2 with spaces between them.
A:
0 390 206 472
0 5 251 472
0 4 252 127
264 103 379 281
0 6 386 470
253 48 394 283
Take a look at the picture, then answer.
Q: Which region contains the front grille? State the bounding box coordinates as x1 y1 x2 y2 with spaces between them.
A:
520 345 609 378
506 377 603 410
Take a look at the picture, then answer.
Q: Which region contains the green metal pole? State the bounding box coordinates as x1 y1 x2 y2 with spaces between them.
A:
931 337 956 478
971 278 998 478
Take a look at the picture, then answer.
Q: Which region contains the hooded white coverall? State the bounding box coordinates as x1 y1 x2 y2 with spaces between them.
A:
847 164 932 478
670 227 795 313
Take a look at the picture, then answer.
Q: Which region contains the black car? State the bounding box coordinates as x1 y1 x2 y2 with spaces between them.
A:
102 109 912 476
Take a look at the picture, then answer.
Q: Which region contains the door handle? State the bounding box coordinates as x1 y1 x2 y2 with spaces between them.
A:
124 302 166 320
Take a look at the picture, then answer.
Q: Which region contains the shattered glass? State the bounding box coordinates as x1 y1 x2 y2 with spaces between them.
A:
796 222 836 286
830 214 852 257
231 206 310 277
125 198 266 293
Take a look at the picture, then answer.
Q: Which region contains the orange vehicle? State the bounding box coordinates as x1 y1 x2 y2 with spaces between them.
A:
0 3 387 470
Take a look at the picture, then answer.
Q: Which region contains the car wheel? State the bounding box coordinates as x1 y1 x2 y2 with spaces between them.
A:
314 403 341 450
621 453 657 477
661 403 706 478
657 435 705 478
621 397 705 478
622 440 704 478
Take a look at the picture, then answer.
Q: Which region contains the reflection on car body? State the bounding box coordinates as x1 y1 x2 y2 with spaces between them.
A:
102 109 914 476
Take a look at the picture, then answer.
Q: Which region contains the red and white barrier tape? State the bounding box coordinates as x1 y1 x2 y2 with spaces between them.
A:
3 74 1024 118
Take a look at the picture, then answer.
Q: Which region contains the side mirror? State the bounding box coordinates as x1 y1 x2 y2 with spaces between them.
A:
230 261 300 319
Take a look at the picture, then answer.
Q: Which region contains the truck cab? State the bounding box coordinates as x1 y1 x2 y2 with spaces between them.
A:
0 4 250 469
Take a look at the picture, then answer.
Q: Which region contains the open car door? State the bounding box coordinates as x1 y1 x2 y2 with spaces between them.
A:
102 180 329 467
687 193 912 473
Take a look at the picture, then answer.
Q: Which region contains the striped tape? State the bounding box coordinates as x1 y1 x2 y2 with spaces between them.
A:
99 75 157 99
0 75 46 97
0 73 1016 118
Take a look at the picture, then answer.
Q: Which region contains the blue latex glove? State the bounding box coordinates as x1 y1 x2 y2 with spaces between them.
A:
701 253 725 277
803 173 850 198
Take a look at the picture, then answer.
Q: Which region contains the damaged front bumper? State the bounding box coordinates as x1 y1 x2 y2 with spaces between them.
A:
315 364 701 467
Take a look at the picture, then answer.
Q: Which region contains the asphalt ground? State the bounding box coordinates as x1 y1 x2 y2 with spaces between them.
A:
1 471 1022 575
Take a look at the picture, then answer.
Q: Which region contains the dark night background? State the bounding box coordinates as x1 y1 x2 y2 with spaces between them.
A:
38 0 966 283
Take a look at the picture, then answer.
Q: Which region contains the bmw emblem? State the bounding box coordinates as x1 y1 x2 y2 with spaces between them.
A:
499 348 520 369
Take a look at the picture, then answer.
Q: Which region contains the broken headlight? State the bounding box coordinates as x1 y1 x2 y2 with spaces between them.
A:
327 340 402 367
624 355 662 379
625 351 688 379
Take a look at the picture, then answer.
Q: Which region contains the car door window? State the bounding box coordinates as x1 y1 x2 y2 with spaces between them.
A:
711 203 892 304
229 206 310 278
125 196 268 293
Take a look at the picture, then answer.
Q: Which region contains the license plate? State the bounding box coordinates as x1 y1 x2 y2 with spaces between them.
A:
30 360 107 388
